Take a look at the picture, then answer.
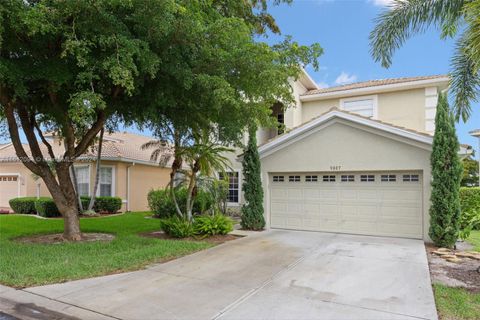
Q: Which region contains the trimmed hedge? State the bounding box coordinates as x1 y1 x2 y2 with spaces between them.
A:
9 197 38 214
148 188 214 218
34 198 61 217
460 187 480 230
80 196 122 214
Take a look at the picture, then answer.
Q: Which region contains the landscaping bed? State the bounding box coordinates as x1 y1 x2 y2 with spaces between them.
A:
0 212 213 288
141 231 242 245
16 233 115 244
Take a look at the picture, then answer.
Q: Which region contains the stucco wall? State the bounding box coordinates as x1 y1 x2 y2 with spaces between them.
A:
259 120 432 241
300 88 429 133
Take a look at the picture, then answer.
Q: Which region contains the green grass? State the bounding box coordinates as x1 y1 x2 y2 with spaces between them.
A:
0 212 211 288
467 230 480 252
434 284 480 320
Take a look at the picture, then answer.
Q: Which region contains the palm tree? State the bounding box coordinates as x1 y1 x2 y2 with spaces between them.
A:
370 0 480 122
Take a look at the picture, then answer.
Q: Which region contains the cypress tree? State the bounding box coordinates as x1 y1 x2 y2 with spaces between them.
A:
428 93 463 248
241 125 266 230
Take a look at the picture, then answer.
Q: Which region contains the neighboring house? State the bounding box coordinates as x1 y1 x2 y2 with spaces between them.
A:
0 132 171 212
226 71 470 241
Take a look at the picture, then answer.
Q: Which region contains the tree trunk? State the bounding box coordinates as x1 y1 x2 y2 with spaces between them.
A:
88 127 104 211
170 132 184 218
63 207 82 241
186 162 199 221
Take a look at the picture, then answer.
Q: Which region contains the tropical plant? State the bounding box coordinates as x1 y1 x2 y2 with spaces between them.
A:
241 125 265 230
193 214 234 236
429 94 463 248
370 0 480 121
160 216 195 238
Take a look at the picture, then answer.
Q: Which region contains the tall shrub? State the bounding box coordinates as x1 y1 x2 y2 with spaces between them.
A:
429 94 463 247
241 125 265 230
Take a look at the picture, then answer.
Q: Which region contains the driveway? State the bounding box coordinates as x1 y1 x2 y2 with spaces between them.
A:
23 230 437 320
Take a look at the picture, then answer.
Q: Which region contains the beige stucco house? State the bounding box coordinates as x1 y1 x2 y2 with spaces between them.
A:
224 72 471 242
0 132 171 212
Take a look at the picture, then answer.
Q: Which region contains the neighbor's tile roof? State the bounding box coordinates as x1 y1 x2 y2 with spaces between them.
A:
0 131 173 166
302 75 449 96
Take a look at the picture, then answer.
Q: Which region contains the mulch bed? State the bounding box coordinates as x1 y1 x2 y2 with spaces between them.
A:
426 243 480 293
141 231 242 245
16 233 115 244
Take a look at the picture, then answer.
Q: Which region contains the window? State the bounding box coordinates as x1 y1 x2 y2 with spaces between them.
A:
360 175 375 182
273 175 284 182
323 175 336 182
99 167 114 196
341 96 377 118
219 172 239 203
289 175 301 182
277 113 285 135
74 166 90 196
381 174 396 182
305 175 318 182
403 174 419 182
341 175 355 182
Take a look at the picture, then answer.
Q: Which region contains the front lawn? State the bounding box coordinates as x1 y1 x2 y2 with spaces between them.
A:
433 231 480 320
0 212 211 288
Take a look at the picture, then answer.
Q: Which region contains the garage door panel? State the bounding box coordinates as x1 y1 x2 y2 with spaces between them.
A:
269 172 423 239
0 175 19 208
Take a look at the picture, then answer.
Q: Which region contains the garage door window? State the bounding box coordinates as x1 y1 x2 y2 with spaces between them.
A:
305 175 318 182
403 174 419 182
360 175 375 182
1 176 17 182
341 175 355 182
381 174 396 182
273 175 284 182
323 175 336 182
289 175 301 182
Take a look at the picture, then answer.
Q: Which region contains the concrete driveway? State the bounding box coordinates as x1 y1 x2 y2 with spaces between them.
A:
23 230 437 320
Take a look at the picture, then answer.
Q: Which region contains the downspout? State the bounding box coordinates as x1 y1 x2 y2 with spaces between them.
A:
126 163 135 212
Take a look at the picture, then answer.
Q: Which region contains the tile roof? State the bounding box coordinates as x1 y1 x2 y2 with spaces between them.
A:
302 75 449 96
469 129 480 137
0 131 174 166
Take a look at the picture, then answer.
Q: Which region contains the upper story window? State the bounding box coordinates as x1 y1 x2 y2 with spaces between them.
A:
277 113 285 135
340 95 377 118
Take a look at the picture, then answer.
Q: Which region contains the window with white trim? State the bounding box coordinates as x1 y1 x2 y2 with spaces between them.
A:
360 175 375 182
99 167 114 196
289 175 301 182
219 172 239 203
403 174 419 182
341 96 376 118
323 175 336 182
305 175 318 182
273 175 284 182
381 174 396 182
74 166 90 196
341 175 355 182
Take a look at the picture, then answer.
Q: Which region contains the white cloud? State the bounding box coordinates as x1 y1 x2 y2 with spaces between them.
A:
317 82 329 89
334 72 357 85
368 0 396 7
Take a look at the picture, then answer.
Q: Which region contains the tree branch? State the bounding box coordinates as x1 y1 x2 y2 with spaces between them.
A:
73 110 106 157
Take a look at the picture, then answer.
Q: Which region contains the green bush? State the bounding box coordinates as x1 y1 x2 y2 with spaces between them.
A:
459 187 480 230
9 197 38 214
34 198 61 217
160 216 194 238
193 214 233 236
148 188 214 218
80 196 122 214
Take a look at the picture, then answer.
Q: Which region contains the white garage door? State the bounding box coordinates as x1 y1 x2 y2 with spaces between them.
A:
269 172 423 239
0 175 20 208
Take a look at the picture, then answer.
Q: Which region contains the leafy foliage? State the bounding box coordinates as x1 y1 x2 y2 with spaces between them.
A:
34 198 61 218
80 196 122 214
193 214 234 236
429 94 463 247
459 187 480 233
9 197 38 214
241 125 265 230
160 216 195 238
148 188 214 218
461 158 479 187
370 0 480 121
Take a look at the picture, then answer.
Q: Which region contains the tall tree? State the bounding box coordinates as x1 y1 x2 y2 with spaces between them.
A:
461 156 479 187
370 0 480 121
429 94 463 248
241 125 265 230
0 0 175 240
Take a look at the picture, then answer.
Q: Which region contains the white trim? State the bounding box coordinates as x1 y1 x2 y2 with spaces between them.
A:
258 110 433 159
424 87 438 134
96 165 116 197
218 170 242 206
73 164 91 196
299 77 450 102
339 95 378 119
299 68 318 90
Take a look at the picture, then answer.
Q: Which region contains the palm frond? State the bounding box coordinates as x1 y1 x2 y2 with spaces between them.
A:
370 0 466 68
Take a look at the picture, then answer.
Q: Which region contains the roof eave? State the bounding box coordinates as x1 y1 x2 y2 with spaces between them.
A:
300 77 450 102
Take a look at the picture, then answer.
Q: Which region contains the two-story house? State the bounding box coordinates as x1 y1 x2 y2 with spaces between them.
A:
225 71 462 241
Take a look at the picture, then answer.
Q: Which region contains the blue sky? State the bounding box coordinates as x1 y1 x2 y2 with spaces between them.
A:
263 0 479 154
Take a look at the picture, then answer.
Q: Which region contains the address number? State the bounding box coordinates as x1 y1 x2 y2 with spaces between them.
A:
330 166 342 171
